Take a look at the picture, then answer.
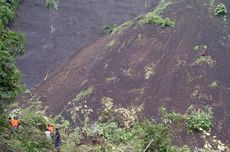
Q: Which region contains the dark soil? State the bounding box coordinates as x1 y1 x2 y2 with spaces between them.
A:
11 0 158 87
32 0 230 144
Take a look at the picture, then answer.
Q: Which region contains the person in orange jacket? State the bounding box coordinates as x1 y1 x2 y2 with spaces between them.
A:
9 116 21 133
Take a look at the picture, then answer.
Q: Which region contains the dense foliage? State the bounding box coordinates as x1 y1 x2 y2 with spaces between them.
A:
214 3 227 16
0 0 24 106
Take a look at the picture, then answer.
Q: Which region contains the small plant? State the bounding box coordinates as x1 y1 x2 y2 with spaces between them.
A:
112 21 133 34
107 39 116 48
191 89 200 99
193 45 207 51
144 64 154 80
214 3 227 16
186 106 213 133
137 0 175 27
45 0 59 10
209 81 218 89
103 24 117 35
194 55 216 67
123 68 132 77
74 87 95 102
160 106 213 133
106 76 117 83
138 13 175 27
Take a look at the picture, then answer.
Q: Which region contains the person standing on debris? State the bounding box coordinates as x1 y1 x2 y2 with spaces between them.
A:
54 128 61 152
9 116 21 133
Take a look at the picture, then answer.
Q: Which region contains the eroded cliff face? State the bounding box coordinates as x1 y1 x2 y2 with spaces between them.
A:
11 0 158 87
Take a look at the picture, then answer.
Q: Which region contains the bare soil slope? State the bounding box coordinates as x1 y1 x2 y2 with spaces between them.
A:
34 0 230 142
11 0 158 87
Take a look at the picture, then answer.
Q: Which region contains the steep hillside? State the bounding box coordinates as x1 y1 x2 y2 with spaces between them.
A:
11 0 158 87
33 0 230 143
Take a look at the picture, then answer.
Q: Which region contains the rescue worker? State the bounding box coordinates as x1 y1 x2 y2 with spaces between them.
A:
9 116 21 133
54 128 61 152
45 129 52 141
47 124 55 139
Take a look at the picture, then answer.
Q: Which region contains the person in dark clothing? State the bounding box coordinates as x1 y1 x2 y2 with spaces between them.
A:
54 128 61 152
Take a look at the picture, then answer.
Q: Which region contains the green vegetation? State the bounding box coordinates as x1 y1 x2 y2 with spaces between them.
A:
45 0 59 10
193 45 207 51
2 98 227 151
103 21 133 35
106 76 117 83
160 105 213 133
194 55 216 67
137 0 175 27
144 64 154 79
186 106 213 133
0 0 24 105
0 101 54 151
191 89 199 99
112 21 133 34
209 81 218 89
74 87 95 102
103 24 117 35
214 3 227 16
106 39 116 48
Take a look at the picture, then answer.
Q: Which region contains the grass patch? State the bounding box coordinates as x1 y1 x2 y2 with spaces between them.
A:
144 64 154 80
112 21 133 34
45 0 59 10
107 39 116 48
160 105 213 133
191 89 200 99
209 81 218 89
123 68 132 77
103 24 117 35
137 0 175 27
194 55 216 67
106 76 117 83
193 45 207 51
74 87 95 102
214 3 227 16
186 106 213 133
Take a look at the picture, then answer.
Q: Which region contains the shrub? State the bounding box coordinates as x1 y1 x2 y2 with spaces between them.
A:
103 24 117 35
45 0 59 10
137 0 175 27
186 106 213 132
0 0 24 105
214 3 227 16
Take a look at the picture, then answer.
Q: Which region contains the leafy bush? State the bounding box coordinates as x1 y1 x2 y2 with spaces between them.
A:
103 24 117 35
138 13 175 27
45 0 59 10
214 3 227 16
0 0 24 105
137 0 175 27
160 105 213 133
186 106 213 132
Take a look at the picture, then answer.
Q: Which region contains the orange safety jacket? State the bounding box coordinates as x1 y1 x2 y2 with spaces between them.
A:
10 119 21 127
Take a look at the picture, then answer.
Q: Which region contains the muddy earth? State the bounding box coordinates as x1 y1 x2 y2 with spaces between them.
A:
11 0 158 87
32 0 230 146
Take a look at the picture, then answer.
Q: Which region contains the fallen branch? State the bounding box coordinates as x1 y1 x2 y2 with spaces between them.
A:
142 139 154 152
